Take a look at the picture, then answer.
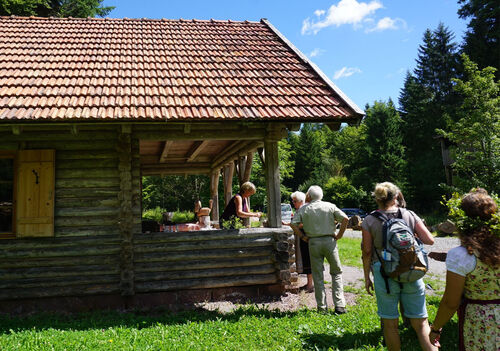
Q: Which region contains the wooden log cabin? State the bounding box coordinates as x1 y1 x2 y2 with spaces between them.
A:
0 16 363 313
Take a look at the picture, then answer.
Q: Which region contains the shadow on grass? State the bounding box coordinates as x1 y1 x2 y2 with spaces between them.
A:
301 320 459 351
301 330 384 350
0 305 309 334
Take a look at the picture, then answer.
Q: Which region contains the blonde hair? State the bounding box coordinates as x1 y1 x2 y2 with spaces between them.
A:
373 182 400 208
240 181 256 195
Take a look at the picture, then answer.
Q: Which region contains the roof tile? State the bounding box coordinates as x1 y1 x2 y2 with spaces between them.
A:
0 16 359 121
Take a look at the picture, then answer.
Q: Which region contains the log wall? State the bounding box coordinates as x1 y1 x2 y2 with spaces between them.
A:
0 124 293 303
0 126 130 300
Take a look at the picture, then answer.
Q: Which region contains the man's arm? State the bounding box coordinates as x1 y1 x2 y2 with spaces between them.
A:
334 217 348 240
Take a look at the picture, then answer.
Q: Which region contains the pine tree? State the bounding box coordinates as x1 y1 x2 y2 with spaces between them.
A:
362 100 407 191
458 0 500 78
398 23 460 211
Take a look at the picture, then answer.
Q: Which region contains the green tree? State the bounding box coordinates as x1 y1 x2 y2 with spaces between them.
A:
362 100 407 191
323 176 367 208
399 23 460 211
439 55 500 193
0 0 114 17
458 0 500 78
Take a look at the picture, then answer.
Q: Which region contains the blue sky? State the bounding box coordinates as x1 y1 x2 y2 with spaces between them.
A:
103 0 468 112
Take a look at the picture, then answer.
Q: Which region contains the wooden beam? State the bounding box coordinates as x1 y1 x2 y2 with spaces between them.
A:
159 140 174 163
243 152 253 183
211 141 263 171
210 170 220 222
142 168 211 176
184 124 191 134
257 147 265 167
134 129 266 141
210 141 247 167
121 124 132 134
223 163 234 207
70 124 78 135
264 140 281 228
186 140 209 162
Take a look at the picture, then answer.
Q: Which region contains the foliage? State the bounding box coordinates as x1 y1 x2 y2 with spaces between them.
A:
399 23 461 211
220 217 245 229
362 100 407 191
0 0 114 17
458 0 500 79
142 175 210 212
323 176 367 209
443 191 500 236
141 207 165 223
438 55 500 193
171 211 195 224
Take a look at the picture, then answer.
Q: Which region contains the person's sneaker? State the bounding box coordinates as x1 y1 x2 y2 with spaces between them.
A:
334 307 347 314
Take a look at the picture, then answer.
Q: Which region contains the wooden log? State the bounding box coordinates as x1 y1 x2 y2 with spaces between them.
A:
264 140 281 227
134 129 266 141
0 131 118 142
0 255 120 269
56 159 119 169
56 168 118 179
135 264 276 282
55 215 117 227
0 273 120 289
134 237 273 253
134 247 273 263
211 141 262 171
134 274 278 293
117 132 135 296
223 163 234 206
211 140 248 167
26 140 117 151
55 198 120 208
56 178 120 188
0 265 120 280
56 150 118 160
134 256 273 273
55 226 119 237
55 187 120 198
55 207 119 217
0 235 120 250
133 229 274 244
0 283 120 300
0 246 121 259
210 170 220 221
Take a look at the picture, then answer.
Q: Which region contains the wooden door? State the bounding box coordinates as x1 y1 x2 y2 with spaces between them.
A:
16 150 55 237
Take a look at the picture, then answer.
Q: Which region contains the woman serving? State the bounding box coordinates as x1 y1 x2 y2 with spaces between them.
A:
219 181 261 228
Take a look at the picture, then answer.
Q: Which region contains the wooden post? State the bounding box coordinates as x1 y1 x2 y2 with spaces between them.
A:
210 170 220 222
264 140 281 228
223 163 234 207
238 152 254 227
117 130 134 296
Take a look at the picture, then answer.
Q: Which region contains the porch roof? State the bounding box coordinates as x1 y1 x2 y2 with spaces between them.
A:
0 16 363 122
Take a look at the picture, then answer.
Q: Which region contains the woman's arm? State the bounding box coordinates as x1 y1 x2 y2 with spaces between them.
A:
235 195 261 218
414 220 435 245
429 271 465 337
361 228 374 295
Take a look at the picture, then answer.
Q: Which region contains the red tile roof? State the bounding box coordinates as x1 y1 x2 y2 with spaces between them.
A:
0 16 363 121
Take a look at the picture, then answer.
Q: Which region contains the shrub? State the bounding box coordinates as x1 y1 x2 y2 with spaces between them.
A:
142 207 165 223
171 211 196 224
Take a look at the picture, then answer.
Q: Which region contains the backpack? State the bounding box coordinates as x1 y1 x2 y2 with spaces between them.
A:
370 209 429 293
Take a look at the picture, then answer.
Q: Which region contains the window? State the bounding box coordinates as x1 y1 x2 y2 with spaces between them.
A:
0 153 15 235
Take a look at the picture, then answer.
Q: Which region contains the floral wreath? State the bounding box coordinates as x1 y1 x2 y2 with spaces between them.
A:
443 191 500 237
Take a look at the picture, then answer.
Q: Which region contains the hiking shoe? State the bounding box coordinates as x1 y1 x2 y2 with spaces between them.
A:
334 307 347 314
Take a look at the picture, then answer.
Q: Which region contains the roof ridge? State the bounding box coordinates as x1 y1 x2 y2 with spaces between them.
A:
0 16 261 24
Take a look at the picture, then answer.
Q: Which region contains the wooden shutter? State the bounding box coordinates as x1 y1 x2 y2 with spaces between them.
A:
16 150 55 237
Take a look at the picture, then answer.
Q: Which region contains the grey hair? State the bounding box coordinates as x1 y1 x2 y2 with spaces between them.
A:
291 191 306 203
307 185 323 201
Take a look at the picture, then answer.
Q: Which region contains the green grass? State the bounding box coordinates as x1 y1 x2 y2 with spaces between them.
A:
0 295 458 351
337 237 363 268
0 233 457 350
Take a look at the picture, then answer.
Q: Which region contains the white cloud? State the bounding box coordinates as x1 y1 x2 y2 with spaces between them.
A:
365 16 407 32
309 48 324 58
314 9 325 17
302 0 383 35
333 67 362 80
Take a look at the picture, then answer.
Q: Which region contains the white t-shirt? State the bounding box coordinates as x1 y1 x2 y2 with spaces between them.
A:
446 246 477 276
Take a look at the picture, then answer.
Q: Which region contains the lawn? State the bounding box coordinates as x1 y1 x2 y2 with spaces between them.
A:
0 236 458 351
